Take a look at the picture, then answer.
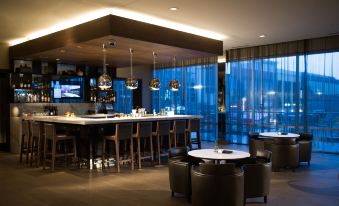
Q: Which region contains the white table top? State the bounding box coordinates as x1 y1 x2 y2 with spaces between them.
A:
259 132 300 138
188 149 250 160
25 114 202 125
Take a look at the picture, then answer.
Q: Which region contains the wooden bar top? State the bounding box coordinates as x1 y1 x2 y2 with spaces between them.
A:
26 114 202 125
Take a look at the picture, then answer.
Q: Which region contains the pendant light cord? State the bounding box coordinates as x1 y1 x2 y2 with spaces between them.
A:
173 56 176 68
130 48 133 78
102 44 107 74
153 51 156 74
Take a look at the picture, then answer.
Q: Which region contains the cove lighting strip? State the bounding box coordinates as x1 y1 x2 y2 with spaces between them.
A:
9 7 226 46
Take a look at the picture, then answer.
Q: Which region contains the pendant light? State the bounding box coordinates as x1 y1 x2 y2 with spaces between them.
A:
126 48 138 90
149 51 160 90
169 56 180 91
97 44 112 90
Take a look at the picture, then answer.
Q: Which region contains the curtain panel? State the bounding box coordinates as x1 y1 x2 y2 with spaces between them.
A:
152 57 218 141
226 35 339 62
224 49 339 153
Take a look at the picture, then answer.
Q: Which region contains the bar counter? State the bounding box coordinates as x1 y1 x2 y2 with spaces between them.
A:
25 114 202 170
26 114 202 125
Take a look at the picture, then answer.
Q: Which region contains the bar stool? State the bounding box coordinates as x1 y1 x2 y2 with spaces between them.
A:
30 121 42 167
133 122 154 169
19 120 31 164
102 123 134 173
43 123 77 171
152 121 171 165
170 120 187 147
186 119 201 149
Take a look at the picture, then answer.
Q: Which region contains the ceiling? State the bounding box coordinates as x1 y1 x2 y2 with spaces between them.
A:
1 0 339 50
25 35 216 67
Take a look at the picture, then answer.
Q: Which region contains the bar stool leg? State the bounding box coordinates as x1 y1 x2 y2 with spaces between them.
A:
157 134 161 165
174 133 177 147
73 138 77 161
130 138 134 170
36 136 41 167
102 138 106 168
137 137 141 169
64 140 67 167
115 140 120 173
43 137 47 170
30 138 34 167
51 138 56 171
187 131 192 150
19 135 24 163
150 136 154 162
26 139 30 164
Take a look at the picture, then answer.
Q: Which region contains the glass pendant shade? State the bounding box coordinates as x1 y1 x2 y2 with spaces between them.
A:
98 44 112 90
126 48 138 90
149 51 160 90
169 79 180 91
126 77 138 90
169 56 180 91
98 73 112 90
149 78 160 90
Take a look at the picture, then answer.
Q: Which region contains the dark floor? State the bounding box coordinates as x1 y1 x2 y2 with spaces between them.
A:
0 143 338 206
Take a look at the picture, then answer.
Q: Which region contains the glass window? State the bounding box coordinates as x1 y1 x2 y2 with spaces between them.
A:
225 51 339 153
113 79 132 114
153 64 218 141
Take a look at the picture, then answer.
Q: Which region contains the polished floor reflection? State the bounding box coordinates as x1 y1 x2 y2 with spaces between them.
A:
0 143 338 206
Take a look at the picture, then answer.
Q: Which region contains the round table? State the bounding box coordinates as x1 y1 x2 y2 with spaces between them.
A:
259 132 300 139
188 149 250 163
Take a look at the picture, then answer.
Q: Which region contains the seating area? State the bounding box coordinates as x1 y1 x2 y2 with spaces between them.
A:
248 132 313 172
168 147 272 205
16 119 328 206
2 142 338 206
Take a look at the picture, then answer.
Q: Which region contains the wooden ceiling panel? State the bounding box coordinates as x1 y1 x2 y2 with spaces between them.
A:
9 15 222 67
27 35 214 67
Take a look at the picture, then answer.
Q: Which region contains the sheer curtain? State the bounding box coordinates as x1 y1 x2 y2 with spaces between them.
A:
225 35 339 153
113 79 132 114
304 52 339 153
226 57 298 144
153 57 218 141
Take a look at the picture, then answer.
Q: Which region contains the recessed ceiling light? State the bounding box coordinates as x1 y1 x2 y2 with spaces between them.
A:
56 58 61 61
169 7 179 11
259 35 266 38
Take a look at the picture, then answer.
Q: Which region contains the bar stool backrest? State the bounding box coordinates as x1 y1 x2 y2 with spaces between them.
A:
44 123 55 140
138 122 152 137
31 122 41 138
189 119 200 132
22 120 31 139
175 120 186 134
157 121 170 136
116 123 133 140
